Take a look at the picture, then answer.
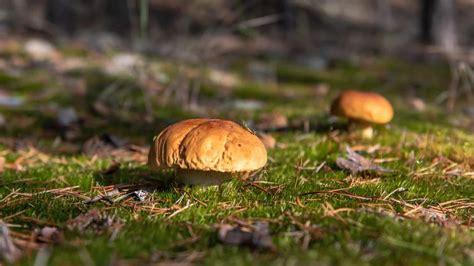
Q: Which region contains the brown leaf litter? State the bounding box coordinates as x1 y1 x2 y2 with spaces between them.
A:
336 146 394 174
1 221 63 263
34 227 62 243
285 213 326 250
100 161 121 175
84 184 192 218
0 221 22 263
216 220 276 252
85 182 158 205
1 186 86 209
0 147 69 172
394 198 473 227
409 155 473 180
66 209 122 235
148 250 206 266
300 187 473 228
82 134 148 162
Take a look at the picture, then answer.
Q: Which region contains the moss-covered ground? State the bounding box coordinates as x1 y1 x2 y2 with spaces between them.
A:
0 44 473 265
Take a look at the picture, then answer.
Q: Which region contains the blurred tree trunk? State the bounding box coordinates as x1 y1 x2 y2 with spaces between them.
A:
12 0 26 32
46 0 77 33
45 0 130 35
377 0 394 53
277 0 294 30
105 0 130 33
419 0 458 54
419 0 437 44
436 0 458 55
377 0 393 32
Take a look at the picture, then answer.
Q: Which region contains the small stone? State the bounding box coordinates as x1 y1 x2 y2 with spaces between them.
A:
248 62 275 83
24 39 57 61
230 99 264 111
256 112 288 130
297 55 328 71
463 107 474 117
106 53 143 75
408 97 426 112
217 222 275 251
0 91 24 107
0 156 5 171
37 227 62 243
56 57 87 72
56 107 78 128
311 84 329 96
0 113 5 127
208 69 239 88
258 133 276 149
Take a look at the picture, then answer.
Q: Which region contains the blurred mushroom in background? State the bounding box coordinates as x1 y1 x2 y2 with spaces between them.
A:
330 90 394 139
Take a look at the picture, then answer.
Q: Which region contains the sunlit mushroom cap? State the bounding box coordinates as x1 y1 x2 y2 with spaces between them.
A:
148 119 267 173
330 90 394 124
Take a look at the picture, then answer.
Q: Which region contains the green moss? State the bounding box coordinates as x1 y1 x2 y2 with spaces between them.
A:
233 82 278 101
276 64 322 84
59 47 89 57
0 71 44 93
1 56 473 266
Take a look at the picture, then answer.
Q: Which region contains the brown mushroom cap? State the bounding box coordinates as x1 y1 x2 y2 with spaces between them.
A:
148 119 267 174
330 90 394 124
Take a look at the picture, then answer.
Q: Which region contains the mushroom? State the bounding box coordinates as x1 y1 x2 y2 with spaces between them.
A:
148 119 267 185
330 90 393 139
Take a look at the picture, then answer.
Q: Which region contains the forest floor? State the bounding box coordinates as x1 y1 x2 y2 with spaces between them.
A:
0 38 473 265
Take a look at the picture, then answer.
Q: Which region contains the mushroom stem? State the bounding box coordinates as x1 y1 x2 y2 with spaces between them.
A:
176 169 232 186
348 120 373 139
360 125 374 139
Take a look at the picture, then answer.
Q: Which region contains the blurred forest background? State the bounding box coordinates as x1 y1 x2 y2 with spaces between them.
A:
2 3 474 266
0 0 473 149
1 0 473 61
